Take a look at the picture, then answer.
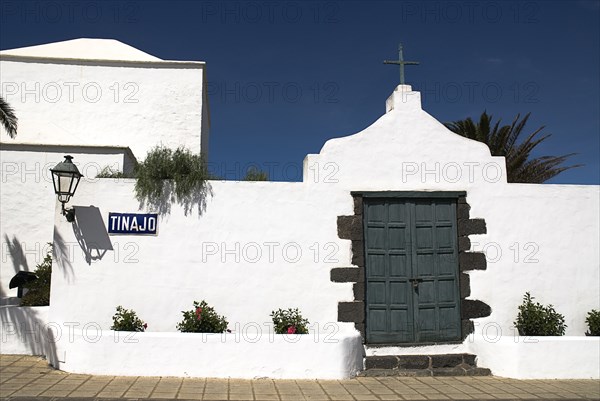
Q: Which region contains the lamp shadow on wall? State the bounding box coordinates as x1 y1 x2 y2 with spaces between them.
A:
71 206 114 265
137 181 213 217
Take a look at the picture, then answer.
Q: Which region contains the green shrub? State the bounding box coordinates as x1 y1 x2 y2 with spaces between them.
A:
135 146 208 204
243 167 268 181
585 309 600 336
176 300 228 333
110 306 147 332
271 308 309 334
21 245 52 306
513 292 566 336
96 166 129 178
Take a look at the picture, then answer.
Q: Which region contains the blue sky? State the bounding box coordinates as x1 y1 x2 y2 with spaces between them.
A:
1 0 598 183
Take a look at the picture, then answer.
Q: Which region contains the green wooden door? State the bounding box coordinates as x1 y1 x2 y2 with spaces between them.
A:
364 198 461 344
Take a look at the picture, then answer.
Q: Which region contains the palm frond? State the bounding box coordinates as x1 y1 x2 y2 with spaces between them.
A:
446 111 581 183
0 96 18 138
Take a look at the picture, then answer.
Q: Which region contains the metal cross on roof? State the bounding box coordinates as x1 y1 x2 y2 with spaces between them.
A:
384 43 419 85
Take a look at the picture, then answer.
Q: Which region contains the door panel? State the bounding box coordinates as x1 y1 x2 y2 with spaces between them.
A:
364 199 414 343
365 197 461 344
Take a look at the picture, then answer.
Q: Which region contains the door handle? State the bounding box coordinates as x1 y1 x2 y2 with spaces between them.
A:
409 278 423 289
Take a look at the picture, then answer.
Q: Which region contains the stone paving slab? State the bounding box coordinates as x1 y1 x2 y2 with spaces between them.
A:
1 355 599 401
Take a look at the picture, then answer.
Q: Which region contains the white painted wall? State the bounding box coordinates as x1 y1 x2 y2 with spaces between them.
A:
49 179 355 333
466 183 599 337
0 56 206 159
41 86 600 379
0 146 135 297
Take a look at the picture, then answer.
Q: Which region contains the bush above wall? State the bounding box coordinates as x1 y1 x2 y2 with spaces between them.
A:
20 245 52 307
271 308 310 334
134 146 208 204
110 306 147 332
96 166 130 178
243 166 269 181
177 300 229 333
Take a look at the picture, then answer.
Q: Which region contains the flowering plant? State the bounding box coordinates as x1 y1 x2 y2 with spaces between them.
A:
110 306 147 332
271 308 309 334
176 300 229 333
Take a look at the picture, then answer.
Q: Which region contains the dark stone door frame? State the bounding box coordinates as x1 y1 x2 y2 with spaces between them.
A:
332 191 491 343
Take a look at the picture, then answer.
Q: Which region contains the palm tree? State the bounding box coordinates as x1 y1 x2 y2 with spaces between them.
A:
0 95 18 138
445 112 581 183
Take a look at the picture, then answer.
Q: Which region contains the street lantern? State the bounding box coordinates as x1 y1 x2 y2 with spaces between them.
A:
50 155 83 222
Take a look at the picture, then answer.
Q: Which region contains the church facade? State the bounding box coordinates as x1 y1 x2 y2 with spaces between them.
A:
1 40 598 380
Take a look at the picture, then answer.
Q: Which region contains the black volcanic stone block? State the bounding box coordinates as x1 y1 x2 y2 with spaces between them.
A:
365 356 398 370
461 299 492 319
337 215 362 240
397 355 430 370
431 354 463 368
458 218 487 236
338 302 364 322
459 252 487 271
330 268 361 283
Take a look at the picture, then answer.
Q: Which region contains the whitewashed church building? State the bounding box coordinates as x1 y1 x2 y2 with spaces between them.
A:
1 39 598 380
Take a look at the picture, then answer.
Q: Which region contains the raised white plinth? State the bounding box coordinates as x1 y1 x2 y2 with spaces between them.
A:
470 336 600 379
0 305 50 355
48 327 364 379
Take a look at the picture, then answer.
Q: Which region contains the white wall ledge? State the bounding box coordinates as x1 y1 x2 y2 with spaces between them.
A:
0 305 50 355
470 336 600 379
48 328 364 379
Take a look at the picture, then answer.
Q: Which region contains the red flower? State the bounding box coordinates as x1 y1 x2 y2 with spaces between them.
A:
287 326 297 334
195 307 202 321
143 323 148 330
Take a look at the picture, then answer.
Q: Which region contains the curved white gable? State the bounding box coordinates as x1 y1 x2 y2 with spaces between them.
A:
305 85 507 189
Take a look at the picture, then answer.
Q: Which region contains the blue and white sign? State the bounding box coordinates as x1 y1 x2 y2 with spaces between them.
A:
108 212 158 235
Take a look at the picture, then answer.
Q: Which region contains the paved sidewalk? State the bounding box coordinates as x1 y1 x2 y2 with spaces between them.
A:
1 355 598 401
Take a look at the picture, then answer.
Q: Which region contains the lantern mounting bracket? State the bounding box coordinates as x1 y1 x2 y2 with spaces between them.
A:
62 203 76 222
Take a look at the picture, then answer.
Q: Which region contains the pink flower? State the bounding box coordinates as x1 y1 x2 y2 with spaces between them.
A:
195 307 202 321
287 326 296 334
